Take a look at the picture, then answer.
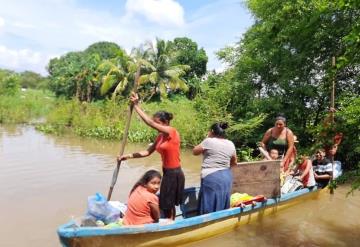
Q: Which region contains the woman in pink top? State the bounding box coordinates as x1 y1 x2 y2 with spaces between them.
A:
123 170 161 225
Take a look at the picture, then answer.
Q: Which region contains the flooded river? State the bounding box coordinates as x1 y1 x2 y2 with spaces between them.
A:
1 125 359 247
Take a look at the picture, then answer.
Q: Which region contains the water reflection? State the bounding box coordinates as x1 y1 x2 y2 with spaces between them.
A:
0 125 359 247
189 186 360 247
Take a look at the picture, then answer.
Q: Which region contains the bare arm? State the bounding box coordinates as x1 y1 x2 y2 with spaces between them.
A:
314 172 333 180
133 104 173 134
149 202 160 223
300 159 311 180
230 154 238 167
118 142 156 161
130 93 172 135
283 129 295 163
192 144 204 155
260 129 272 150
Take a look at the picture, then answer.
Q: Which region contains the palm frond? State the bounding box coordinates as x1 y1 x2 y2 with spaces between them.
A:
168 77 188 91
149 72 159 85
100 74 116 95
112 77 129 99
139 74 150 85
138 59 156 71
159 82 167 99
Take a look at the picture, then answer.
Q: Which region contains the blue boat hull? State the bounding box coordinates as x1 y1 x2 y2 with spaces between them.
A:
58 186 324 247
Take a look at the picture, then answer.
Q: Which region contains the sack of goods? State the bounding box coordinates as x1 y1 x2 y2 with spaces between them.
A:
85 192 122 224
281 176 303 195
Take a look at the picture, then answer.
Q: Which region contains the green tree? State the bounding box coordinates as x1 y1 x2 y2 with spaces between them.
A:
85 41 125 60
168 37 208 98
47 42 128 101
47 51 84 98
216 0 360 147
18 71 47 89
0 74 20 95
138 38 190 101
74 53 102 102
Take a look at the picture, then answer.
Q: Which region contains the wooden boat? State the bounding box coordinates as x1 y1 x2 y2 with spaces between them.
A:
57 161 326 247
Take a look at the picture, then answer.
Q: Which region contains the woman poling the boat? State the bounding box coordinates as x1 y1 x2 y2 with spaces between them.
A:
193 122 237 214
123 170 161 225
118 92 185 220
260 114 295 172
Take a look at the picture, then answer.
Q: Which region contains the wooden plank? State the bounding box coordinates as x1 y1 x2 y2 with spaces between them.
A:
231 160 280 198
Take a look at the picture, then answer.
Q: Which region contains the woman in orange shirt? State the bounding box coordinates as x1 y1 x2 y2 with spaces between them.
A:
123 170 161 225
119 92 185 219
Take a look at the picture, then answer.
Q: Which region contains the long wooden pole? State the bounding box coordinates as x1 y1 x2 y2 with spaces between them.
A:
330 56 336 194
107 67 141 201
331 56 336 122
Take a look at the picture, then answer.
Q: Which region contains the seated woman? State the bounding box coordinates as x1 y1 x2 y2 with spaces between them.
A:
312 149 333 188
123 170 162 225
289 155 316 188
193 122 237 214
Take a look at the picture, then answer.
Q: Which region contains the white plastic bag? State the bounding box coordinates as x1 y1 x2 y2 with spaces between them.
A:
281 176 303 195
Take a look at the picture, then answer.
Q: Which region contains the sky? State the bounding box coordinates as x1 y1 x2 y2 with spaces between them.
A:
0 0 253 75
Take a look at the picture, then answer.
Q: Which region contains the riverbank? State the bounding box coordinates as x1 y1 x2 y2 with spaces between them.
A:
35 96 210 147
0 89 54 124
0 90 213 146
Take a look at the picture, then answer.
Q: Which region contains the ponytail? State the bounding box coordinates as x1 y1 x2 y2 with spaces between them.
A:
210 122 228 138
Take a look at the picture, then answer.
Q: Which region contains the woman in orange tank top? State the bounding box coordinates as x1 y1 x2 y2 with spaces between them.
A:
118 93 185 219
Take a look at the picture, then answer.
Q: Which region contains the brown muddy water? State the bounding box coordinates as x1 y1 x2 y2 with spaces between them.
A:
0 125 359 247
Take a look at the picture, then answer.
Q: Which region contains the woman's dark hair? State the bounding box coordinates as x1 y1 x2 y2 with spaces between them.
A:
153 111 173 124
130 170 162 194
275 113 287 123
210 122 229 138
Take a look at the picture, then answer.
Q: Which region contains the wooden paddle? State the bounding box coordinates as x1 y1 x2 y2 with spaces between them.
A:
107 67 141 201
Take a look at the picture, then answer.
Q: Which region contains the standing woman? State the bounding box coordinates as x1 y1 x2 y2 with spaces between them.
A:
118 92 185 219
260 115 295 172
193 122 237 214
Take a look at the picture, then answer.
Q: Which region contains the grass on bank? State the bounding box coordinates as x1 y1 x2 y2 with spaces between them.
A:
36 97 210 147
0 89 55 124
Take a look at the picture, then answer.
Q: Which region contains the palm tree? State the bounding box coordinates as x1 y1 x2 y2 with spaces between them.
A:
98 39 190 101
98 50 153 100
138 38 190 100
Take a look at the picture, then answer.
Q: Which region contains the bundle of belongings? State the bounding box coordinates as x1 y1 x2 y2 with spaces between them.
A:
314 160 343 179
280 176 303 195
230 193 266 208
81 192 127 228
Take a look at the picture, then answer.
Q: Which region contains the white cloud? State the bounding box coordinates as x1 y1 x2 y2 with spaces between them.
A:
125 0 185 27
0 45 50 74
12 21 35 29
0 0 252 74
0 16 4 28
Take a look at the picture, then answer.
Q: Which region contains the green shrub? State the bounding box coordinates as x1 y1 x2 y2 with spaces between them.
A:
0 89 54 123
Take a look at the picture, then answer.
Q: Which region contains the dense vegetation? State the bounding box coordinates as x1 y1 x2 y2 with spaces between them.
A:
0 69 53 123
0 1 359 189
